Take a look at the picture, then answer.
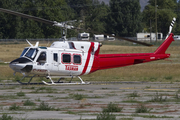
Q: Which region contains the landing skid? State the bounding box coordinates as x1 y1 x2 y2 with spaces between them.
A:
42 76 90 85
17 75 90 85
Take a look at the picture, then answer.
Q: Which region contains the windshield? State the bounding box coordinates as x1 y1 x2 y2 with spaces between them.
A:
24 48 38 60
20 48 28 57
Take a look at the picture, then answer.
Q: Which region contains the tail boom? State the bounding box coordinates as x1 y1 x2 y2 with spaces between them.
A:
97 53 170 70
89 34 174 72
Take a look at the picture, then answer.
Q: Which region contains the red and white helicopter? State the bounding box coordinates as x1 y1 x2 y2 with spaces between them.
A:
0 8 176 85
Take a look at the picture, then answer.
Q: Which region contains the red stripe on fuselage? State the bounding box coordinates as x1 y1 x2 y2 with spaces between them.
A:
80 42 94 75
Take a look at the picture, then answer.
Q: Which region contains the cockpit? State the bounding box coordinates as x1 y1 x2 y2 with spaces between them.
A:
20 48 38 60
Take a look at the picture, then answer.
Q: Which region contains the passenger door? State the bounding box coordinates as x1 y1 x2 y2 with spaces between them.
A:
51 51 59 72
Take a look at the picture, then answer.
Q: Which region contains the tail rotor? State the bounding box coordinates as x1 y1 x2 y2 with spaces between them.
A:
165 17 176 39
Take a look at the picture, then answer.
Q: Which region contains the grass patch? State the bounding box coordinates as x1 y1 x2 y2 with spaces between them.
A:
128 91 139 97
31 87 57 93
120 118 133 120
96 111 116 120
0 94 19 100
36 101 53 111
135 104 152 113
164 76 173 80
132 113 173 118
147 92 167 103
23 99 36 106
69 93 87 100
122 99 141 103
96 102 123 120
103 102 123 112
0 114 13 120
9 103 20 111
0 62 9 65
65 111 78 115
35 101 60 111
16 91 25 96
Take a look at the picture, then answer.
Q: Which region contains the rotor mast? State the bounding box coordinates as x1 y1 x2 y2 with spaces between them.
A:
53 21 75 41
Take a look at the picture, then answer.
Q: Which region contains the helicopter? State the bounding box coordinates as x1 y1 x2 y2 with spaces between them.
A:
0 8 176 85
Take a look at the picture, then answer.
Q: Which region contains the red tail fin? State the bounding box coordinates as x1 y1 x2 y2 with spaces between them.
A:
154 33 174 54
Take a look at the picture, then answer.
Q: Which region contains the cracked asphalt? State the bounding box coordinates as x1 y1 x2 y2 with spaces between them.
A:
0 81 180 120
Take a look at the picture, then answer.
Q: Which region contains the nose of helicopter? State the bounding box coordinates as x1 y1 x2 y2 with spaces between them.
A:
9 57 33 73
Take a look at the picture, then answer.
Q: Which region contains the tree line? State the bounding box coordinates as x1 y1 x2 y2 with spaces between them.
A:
0 0 179 39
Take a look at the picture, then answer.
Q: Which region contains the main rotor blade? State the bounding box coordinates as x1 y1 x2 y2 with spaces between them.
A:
0 8 54 25
113 36 153 47
79 29 153 47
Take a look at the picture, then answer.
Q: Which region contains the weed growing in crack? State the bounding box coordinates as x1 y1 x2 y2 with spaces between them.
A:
96 102 123 120
148 92 167 102
32 87 57 93
16 91 25 96
23 99 36 106
0 114 13 120
9 103 20 111
96 111 116 120
103 102 123 112
69 93 87 100
135 104 152 113
128 91 139 97
36 101 52 111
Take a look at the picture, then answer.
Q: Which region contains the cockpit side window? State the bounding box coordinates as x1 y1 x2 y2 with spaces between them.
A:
37 52 46 64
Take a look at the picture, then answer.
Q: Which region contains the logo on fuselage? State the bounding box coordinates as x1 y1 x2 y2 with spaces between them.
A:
65 65 78 71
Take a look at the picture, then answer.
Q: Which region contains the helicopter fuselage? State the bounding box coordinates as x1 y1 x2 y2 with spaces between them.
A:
9 41 100 78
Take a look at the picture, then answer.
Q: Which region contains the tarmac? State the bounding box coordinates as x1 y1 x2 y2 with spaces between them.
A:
0 81 180 120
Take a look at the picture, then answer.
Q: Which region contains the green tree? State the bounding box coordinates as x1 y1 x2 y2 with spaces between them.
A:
85 1 109 33
19 0 75 39
66 0 109 35
142 0 177 36
0 0 76 39
0 0 21 39
66 0 93 18
107 0 142 37
174 0 180 34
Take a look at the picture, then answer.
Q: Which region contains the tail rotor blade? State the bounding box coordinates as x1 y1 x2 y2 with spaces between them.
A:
165 17 176 39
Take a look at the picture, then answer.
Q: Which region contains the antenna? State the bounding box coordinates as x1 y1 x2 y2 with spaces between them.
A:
165 17 176 39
